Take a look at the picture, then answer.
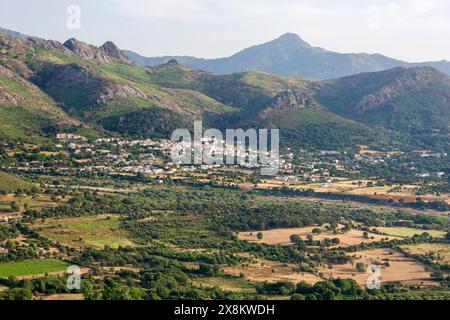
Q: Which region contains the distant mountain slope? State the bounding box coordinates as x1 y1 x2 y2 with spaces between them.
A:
59 49 449 149
312 67 450 134
140 62 415 149
0 26 38 40
0 33 237 141
0 35 80 141
124 33 450 80
0 30 448 151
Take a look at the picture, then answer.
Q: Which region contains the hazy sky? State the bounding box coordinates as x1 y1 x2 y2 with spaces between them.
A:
1 0 449 62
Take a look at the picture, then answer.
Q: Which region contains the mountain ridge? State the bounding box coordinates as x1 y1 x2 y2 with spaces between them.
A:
3 27 449 79
123 33 450 80
0 30 448 151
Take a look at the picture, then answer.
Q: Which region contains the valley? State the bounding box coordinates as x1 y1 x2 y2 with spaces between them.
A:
0 29 449 301
0 131 448 300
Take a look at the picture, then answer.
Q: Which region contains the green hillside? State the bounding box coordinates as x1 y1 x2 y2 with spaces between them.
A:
314 67 450 134
0 36 87 141
1 33 449 151
0 65 71 141
102 107 194 139
0 171 32 193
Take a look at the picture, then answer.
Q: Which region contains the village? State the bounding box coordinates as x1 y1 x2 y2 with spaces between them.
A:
0 133 446 186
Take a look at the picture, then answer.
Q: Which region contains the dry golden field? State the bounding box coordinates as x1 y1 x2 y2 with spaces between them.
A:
319 248 439 287
238 226 399 246
252 177 450 204
223 258 322 284
38 294 84 300
402 243 450 264
193 277 257 293
377 227 447 238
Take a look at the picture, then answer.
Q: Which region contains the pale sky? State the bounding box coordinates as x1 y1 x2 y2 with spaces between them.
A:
1 0 449 62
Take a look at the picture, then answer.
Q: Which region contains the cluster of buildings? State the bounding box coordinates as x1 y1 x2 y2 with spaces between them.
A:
6 134 447 184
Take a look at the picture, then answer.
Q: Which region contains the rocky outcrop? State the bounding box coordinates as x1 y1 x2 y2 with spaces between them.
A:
29 38 71 54
0 36 29 55
63 38 132 65
269 89 314 110
257 88 317 119
99 41 133 64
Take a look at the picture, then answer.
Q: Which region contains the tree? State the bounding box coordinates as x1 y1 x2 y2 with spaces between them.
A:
291 293 306 300
2 288 33 300
290 235 301 244
356 262 367 273
256 232 264 240
296 281 313 295
198 264 219 276
10 201 20 212
331 238 341 245
312 228 322 235
431 270 445 280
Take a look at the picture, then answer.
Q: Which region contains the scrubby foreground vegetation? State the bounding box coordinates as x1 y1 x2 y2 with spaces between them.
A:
1 183 449 300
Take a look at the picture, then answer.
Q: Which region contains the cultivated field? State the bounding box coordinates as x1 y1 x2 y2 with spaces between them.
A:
377 227 447 238
193 277 257 293
34 215 135 249
0 259 69 278
38 294 84 300
253 178 450 204
319 248 438 287
238 226 398 246
223 258 322 284
0 193 67 216
402 243 450 264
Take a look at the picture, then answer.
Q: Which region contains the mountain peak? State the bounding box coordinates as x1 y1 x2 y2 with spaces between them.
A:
63 38 84 50
63 38 131 64
124 32 450 79
158 59 194 72
100 41 132 64
276 33 310 46
278 33 301 40
167 59 180 65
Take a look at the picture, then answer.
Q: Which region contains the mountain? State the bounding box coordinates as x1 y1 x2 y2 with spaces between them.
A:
0 30 449 151
124 33 450 80
0 26 38 40
312 67 450 134
0 35 81 141
63 38 133 64
0 33 235 141
138 61 449 149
